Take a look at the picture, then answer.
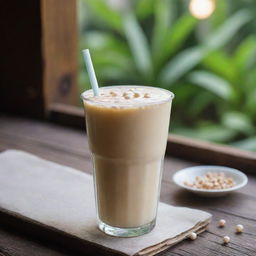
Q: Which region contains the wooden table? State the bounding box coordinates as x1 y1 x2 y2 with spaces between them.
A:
0 114 255 256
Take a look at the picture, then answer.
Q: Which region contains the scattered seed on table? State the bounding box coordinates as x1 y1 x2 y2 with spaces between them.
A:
189 232 197 240
236 224 244 233
223 236 230 244
218 219 226 227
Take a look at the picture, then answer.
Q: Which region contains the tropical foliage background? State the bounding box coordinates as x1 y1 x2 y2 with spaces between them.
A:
78 0 256 151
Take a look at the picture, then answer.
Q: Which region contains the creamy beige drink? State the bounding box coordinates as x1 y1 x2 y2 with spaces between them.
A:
81 86 173 237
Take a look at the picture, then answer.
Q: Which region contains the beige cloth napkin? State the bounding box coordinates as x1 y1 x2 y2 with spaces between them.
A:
0 150 211 256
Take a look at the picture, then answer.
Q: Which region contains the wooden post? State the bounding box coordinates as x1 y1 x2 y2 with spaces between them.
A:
41 0 78 109
0 0 78 118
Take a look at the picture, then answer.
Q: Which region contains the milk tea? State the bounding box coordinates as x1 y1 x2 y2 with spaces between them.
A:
82 86 173 236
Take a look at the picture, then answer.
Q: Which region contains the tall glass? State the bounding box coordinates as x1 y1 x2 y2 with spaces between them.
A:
81 86 174 237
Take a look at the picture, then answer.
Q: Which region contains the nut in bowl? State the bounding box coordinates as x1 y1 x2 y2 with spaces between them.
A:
173 166 248 197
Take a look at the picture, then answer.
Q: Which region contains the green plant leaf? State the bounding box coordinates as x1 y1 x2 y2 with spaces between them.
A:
244 81 256 117
204 9 253 50
221 111 255 136
80 31 128 53
122 11 152 77
160 14 198 63
97 66 136 82
135 0 155 19
209 0 228 29
202 51 237 83
159 47 205 86
188 91 215 117
83 0 123 32
79 32 132 71
233 35 256 71
152 0 174 61
173 125 238 143
159 9 253 86
171 83 198 105
232 137 256 151
79 31 136 85
187 70 233 99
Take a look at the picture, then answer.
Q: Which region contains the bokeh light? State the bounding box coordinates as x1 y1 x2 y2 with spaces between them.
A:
189 0 215 19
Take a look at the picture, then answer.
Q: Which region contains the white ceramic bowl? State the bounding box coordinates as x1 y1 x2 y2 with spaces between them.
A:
173 165 248 197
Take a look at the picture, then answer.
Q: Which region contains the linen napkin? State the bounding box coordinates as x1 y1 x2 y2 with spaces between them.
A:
0 150 211 255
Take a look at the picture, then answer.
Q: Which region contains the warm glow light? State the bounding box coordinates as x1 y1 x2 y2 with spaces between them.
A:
189 0 215 19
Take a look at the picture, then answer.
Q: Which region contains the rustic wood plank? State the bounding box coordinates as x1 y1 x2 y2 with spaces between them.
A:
159 182 256 256
0 212 122 256
0 115 255 256
167 211 256 256
41 0 78 108
0 115 91 172
167 135 256 174
0 226 79 256
48 103 85 129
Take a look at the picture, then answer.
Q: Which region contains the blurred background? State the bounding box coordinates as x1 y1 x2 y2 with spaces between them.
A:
77 0 256 151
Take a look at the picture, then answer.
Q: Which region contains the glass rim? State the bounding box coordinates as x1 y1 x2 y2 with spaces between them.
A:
80 85 174 108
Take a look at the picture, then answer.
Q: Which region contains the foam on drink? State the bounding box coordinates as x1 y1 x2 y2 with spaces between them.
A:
82 86 171 107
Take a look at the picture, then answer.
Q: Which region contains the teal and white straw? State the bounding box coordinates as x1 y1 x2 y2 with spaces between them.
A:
82 49 99 96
